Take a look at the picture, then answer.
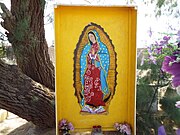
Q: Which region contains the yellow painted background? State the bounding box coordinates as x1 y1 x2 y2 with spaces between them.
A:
55 5 137 133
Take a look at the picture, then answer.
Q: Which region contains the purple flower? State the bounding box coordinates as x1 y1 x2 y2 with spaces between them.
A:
163 36 171 41
162 56 180 87
147 46 153 54
149 55 157 64
158 36 171 46
114 122 131 134
148 27 153 37
154 46 163 54
177 30 180 36
176 128 180 135
177 30 180 41
175 101 180 108
124 124 131 135
172 74 180 88
59 119 67 127
158 125 166 135
160 40 166 46
68 122 74 130
59 119 74 132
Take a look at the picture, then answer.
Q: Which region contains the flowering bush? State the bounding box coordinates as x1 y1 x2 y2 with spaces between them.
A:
58 119 74 135
137 29 180 134
146 30 180 90
145 30 180 109
114 122 131 135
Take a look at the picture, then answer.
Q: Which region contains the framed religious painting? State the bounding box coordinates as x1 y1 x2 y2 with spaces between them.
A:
55 4 137 134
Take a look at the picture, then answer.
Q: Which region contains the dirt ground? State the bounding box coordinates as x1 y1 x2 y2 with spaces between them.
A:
0 113 55 135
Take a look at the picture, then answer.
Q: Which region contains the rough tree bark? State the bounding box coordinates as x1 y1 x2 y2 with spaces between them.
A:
0 0 55 128
0 60 55 128
0 0 55 90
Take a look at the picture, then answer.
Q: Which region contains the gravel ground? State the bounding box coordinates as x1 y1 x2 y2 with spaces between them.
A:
0 113 55 135
0 112 27 135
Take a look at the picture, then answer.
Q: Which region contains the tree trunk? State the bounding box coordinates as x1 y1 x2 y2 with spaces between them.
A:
0 60 55 128
1 0 55 90
0 0 55 128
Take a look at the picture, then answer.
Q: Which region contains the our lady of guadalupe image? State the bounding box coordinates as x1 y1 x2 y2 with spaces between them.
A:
74 23 117 115
80 30 110 114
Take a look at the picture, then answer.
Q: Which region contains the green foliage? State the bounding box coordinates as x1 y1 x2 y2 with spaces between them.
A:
14 17 30 42
137 58 162 134
160 88 180 125
136 112 160 134
155 0 179 17
12 0 40 61
13 0 31 42
12 0 30 59
142 0 180 17
156 0 166 8
137 84 154 111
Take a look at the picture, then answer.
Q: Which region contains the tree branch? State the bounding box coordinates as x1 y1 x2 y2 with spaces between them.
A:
0 2 12 19
0 2 15 32
0 60 55 128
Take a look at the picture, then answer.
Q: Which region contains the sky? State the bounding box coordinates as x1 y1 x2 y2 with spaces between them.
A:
0 0 180 47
